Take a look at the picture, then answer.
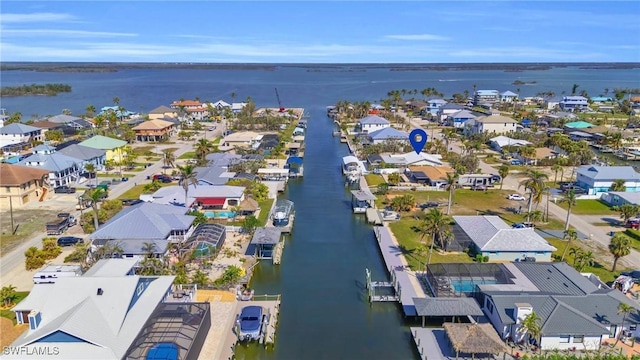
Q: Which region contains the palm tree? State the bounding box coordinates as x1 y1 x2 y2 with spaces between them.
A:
520 311 542 352
519 169 549 221
615 303 636 346
498 165 509 190
194 138 213 164
0 285 17 307
162 149 175 173
562 190 577 231
551 164 562 184
561 229 578 262
611 179 626 192
616 204 639 225
86 105 96 118
87 188 106 230
609 233 631 272
575 250 594 272
84 163 96 187
112 96 120 106
445 172 458 215
176 164 198 206
420 208 452 266
142 242 157 258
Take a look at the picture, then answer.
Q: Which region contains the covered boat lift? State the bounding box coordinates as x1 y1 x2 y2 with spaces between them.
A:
350 189 376 213
250 227 283 259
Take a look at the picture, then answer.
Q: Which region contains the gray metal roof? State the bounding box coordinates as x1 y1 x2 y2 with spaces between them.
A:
195 166 232 185
205 153 242 167
251 227 282 245
47 114 83 124
10 275 174 358
89 202 194 240
350 189 377 201
83 258 139 277
57 144 106 161
453 216 555 252
368 127 409 141
576 165 640 181
413 297 484 316
105 239 170 255
17 152 80 172
0 122 41 134
513 262 598 295
359 115 390 125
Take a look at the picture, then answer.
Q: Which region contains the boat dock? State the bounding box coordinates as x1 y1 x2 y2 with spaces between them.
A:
371 225 426 316
224 295 282 359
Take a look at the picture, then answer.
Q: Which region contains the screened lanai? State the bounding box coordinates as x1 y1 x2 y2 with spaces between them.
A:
180 223 226 258
425 263 514 298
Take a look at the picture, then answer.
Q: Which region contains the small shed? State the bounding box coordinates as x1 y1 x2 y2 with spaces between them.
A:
443 322 507 359
250 227 282 259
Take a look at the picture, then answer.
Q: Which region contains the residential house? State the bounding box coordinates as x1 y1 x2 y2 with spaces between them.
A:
500 91 519 103
46 114 93 130
57 144 107 171
544 96 563 110
31 120 67 139
407 165 454 188
209 100 231 110
205 153 243 169
591 96 613 103
575 166 640 195
377 152 443 173
79 135 128 163
474 90 500 105
231 102 248 113
132 119 176 141
437 103 466 123
564 121 594 132
170 99 208 121
143 184 246 210
7 258 211 360
0 123 43 147
89 202 196 257
367 127 409 144
447 110 477 129
477 262 640 350
452 216 556 260
425 99 447 116
358 115 390 133
17 145 81 187
467 114 518 135
560 96 589 112
0 163 51 209
489 136 531 152
219 131 261 151
99 106 136 119
601 191 640 207
194 166 236 186
259 134 280 154
148 105 177 120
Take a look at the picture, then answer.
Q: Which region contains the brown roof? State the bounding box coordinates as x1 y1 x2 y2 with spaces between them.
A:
132 119 174 131
171 100 202 107
31 120 63 129
477 114 517 124
0 164 49 186
534 147 556 159
408 165 454 181
443 323 507 355
239 197 259 211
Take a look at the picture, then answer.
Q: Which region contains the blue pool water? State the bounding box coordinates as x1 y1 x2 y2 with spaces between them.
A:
203 211 236 219
451 279 498 293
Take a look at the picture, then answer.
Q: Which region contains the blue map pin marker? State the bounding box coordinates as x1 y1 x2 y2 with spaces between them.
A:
409 129 428 154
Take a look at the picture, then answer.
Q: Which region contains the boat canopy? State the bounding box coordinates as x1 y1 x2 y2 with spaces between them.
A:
343 155 359 165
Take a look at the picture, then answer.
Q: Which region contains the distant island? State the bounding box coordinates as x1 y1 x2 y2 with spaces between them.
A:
512 80 538 85
0 83 72 97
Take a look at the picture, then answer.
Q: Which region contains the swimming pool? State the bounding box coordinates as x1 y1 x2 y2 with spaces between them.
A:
450 279 498 293
204 210 236 219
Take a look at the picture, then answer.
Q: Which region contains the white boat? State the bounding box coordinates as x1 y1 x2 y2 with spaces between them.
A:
273 211 289 227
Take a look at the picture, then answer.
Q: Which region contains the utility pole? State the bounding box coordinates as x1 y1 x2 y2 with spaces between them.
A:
7 196 16 235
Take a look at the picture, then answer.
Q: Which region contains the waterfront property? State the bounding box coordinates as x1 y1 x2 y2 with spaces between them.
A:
142 184 246 209
0 123 43 147
350 189 376 213
0 163 51 209
57 144 106 172
575 165 640 195
44 114 93 130
180 223 227 259
474 90 500 105
452 216 556 262
559 96 589 112
219 131 261 151
250 227 283 260
366 127 409 144
358 115 390 133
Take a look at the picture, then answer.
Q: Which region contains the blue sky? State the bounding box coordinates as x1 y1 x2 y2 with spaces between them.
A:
1 1 639 63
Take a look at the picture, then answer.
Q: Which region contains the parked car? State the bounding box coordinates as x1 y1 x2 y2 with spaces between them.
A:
122 199 143 206
625 218 640 229
507 194 526 201
54 186 76 194
152 174 172 183
57 236 83 246
512 222 535 229
620 270 640 279
418 202 441 209
471 185 487 191
510 159 522 165
237 306 263 341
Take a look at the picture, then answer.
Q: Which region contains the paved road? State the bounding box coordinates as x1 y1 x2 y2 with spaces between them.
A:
398 110 640 269
0 123 225 285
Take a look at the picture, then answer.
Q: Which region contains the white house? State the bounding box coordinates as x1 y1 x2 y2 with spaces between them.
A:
16 145 82 187
489 136 531 152
474 90 500 105
575 166 640 195
425 99 447 116
500 91 519 103
448 110 477 129
0 123 43 147
358 115 390 133
467 113 518 135
560 96 589 112
437 103 466 122
367 127 409 144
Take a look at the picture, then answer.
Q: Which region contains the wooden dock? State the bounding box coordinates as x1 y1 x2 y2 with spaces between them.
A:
365 268 399 303
231 295 282 351
272 240 285 265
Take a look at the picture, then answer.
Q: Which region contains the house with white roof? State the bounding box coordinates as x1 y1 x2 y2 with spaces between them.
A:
358 115 390 133
436 103 466 122
17 145 82 187
367 127 409 144
425 98 447 116
219 131 261 151
231 102 247 113
89 202 195 258
210 100 231 110
194 166 236 186
489 136 531 152
575 165 640 195
142 184 245 210
500 91 518 103
378 152 444 173
452 215 556 262
0 123 43 147
600 191 640 207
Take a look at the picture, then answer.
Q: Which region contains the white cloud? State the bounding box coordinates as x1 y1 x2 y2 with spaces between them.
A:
2 29 137 38
1 12 77 23
383 34 450 41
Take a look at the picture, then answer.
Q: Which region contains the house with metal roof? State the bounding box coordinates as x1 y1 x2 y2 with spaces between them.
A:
57 144 106 171
79 135 128 162
7 263 211 360
0 163 50 209
447 109 477 129
0 123 43 147
143 184 245 210
205 153 242 169
600 191 640 207
194 166 236 186
467 114 518 135
379 152 444 168
45 114 93 129
452 216 556 262
425 98 447 116
489 136 531 152
209 100 231 109
358 115 390 133
576 165 640 195
560 96 589 112
17 145 82 187
437 103 466 122
474 90 500 105
367 127 409 144
499 91 518 103
89 202 195 257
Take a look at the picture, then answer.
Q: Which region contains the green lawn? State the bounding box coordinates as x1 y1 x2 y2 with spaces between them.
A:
622 229 640 252
388 220 473 271
1 292 29 324
364 174 385 187
555 199 616 215
257 199 274 226
178 151 195 159
116 182 174 200
545 237 619 284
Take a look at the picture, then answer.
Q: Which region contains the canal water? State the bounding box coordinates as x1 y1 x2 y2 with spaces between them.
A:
234 105 418 359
